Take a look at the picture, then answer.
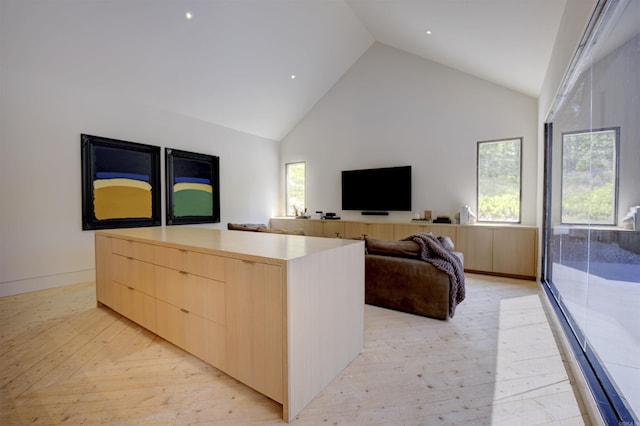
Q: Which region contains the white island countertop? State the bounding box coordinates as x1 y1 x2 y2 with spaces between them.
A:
96 226 363 264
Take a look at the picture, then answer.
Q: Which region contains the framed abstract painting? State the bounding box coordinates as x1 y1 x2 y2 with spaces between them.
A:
165 148 220 226
81 134 161 230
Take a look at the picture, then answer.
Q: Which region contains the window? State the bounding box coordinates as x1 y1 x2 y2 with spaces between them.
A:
561 128 619 225
285 162 305 217
542 0 639 421
477 138 522 222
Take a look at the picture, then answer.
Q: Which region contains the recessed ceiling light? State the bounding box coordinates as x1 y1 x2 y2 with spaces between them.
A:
290 75 296 80
425 30 432 35
185 11 193 20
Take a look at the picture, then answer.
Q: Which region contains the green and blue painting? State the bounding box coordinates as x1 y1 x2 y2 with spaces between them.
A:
172 157 213 217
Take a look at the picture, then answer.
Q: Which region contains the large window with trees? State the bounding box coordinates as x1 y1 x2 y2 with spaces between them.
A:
561 128 619 225
477 138 521 222
285 162 305 217
542 0 639 422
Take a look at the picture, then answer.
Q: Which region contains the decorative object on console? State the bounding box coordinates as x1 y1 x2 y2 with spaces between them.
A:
323 212 341 220
433 216 452 224
622 206 640 230
459 205 477 225
295 207 310 219
165 148 220 226
81 134 161 230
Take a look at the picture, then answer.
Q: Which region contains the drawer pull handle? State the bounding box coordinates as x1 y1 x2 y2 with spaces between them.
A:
242 260 255 265
127 286 134 290
127 257 134 260
179 270 188 275
180 308 189 314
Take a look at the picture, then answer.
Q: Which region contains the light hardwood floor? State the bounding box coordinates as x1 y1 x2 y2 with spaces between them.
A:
1 274 591 425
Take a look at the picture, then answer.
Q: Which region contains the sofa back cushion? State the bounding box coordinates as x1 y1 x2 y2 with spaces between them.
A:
365 237 421 259
227 223 267 231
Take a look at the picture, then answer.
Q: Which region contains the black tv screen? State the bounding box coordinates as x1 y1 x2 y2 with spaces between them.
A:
341 166 412 212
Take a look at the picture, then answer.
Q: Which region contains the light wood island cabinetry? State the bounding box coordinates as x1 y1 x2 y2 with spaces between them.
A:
95 227 364 422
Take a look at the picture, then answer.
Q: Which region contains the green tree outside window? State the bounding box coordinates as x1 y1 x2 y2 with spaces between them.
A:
477 138 522 222
561 128 619 225
286 162 305 216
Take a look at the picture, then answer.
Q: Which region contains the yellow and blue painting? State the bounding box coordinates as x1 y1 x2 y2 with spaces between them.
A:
81 134 161 230
93 146 153 220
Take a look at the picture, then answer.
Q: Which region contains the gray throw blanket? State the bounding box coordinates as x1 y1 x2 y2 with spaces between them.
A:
403 233 466 317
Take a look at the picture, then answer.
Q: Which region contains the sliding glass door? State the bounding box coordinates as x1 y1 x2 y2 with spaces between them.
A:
543 0 639 423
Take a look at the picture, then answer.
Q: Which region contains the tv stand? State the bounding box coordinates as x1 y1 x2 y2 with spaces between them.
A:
269 217 539 280
362 211 389 216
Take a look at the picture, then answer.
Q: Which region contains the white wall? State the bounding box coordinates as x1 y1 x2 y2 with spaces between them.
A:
0 39 279 298
536 0 599 227
281 43 538 224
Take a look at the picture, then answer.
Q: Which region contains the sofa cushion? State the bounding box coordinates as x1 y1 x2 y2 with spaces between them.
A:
364 237 420 259
437 236 455 251
256 227 304 235
227 223 267 231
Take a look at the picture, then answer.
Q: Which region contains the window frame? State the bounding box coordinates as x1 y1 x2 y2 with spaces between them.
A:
285 161 306 217
476 137 523 223
560 127 620 226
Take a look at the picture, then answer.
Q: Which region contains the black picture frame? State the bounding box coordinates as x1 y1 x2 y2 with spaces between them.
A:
165 148 220 226
81 134 161 230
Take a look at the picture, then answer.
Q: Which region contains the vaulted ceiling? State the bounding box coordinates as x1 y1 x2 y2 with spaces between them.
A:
3 0 567 141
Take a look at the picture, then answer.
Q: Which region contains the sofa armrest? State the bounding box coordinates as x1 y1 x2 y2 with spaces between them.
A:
365 254 451 320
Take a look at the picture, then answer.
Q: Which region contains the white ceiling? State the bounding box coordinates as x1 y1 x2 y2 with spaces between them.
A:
4 0 568 141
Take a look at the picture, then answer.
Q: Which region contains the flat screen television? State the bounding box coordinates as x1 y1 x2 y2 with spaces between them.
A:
341 165 412 212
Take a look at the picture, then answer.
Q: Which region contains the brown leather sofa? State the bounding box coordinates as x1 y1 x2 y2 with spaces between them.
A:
364 237 463 320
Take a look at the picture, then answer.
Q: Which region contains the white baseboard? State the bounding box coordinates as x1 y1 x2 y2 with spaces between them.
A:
0 269 95 297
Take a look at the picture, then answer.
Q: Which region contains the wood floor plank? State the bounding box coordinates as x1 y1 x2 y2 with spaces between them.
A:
0 276 591 425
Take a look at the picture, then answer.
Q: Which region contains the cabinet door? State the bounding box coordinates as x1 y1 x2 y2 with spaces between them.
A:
346 222 394 240
112 255 155 296
111 238 154 263
156 300 225 368
269 218 288 230
270 218 302 233
456 227 493 272
155 266 225 325
108 281 157 332
344 222 368 239
492 228 537 278
303 221 324 237
367 223 394 240
323 221 345 238
154 247 225 281
225 259 283 403
394 224 424 240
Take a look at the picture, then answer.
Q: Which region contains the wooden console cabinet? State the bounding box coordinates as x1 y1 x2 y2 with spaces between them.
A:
95 227 364 422
270 218 538 279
